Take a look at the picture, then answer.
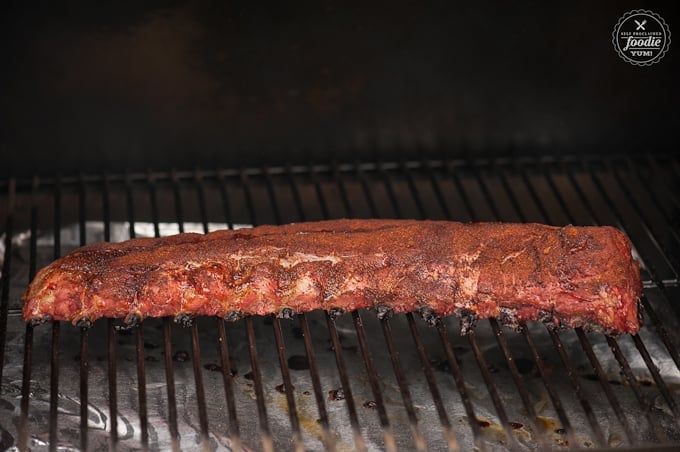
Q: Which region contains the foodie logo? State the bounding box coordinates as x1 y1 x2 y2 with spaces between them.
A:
612 10 671 66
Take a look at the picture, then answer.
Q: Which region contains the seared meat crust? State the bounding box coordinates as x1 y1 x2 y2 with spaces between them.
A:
22 219 642 334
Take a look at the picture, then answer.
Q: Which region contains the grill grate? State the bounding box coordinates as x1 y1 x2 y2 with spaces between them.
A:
1 156 680 451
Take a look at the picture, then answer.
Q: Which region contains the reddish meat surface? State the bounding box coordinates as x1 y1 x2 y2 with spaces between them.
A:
22 219 642 334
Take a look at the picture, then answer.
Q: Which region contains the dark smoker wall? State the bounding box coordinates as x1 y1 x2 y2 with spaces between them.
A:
1 1 678 178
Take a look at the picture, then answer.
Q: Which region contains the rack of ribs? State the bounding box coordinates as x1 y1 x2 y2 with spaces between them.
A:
22 219 642 335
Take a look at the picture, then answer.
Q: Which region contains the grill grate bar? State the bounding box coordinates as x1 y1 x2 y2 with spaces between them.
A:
480 159 645 446
640 296 680 375
148 172 180 447
513 160 551 223
564 162 680 369
239 168 258 228
514 160 610 446
520 326 577 446
29 176 39 278
126 173 150 447
77 175 90 452
171 171 211 448
326 313 368 452
0 161 437 188
377 162 403 219
448 159 481 220
446 160 474 220
538 160 580 223
212 170 243 447
584 160 678 284
298 313 334 450
197 170 243 449
239 168 275 450
309 163 331 219
18 176 39 450
469 162 569 446
435 322 486 451
216 320 242 447
194 169 210 233
320 162 338 218
622 158 680 244
606 336 666 441
380 316 427 451
575 329 635 444
490 161 523 222
405 314 460 451
631 333 680 422
147 171 162 238
489 319 547 448
547 328 606 446
257 166 302 449
608 159 680 273
271 316 305 451
332 164 397 447
245 316 275 452
399 160 428 220
5 156 679 196
79 327 89 451
78 175 87 246
49 323 60 452
283 163 308 221
170 170 185 234
125 173 137 239
456 161 555 446
101 175 120 448
18 324 33 451
48 176 62 452
518 159 663 444
426 150 516 448
285 163 306 220
642 155 680 208
321 162 384 450
216 169 235 230
107 320 118 446
53 174 62 264
0 179 15 384
600 161 680 362
262 166 282 224
423 158 452 220
563 159 680 332
355 161 377 217
464 160 547 448
466 328 520 449
372 164 462 450
135 325 150 447
352 311 399 451
162 318 180 448
190 323 210 447
381 160 471 450
538 159 642 443
101 174 111 240
280 163 337 449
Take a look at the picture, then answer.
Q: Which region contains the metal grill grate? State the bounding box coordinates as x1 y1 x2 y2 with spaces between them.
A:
1 156 680 451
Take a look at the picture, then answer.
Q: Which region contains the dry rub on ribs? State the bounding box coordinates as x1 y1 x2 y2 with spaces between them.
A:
22 219 642 335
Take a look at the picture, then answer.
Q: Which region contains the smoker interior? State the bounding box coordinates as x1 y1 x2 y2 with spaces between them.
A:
1 155 680 451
